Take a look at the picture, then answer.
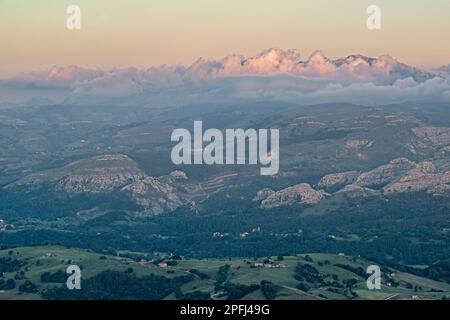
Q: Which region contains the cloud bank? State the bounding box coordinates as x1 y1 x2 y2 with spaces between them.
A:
1 48 449 107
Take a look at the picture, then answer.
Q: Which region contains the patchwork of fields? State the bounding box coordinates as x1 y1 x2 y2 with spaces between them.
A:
1 246 449 300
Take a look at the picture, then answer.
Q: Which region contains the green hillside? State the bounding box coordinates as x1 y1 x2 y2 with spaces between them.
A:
1 245 450 300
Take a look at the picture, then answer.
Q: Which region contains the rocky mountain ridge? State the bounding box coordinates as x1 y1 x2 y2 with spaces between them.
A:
4 154 194 215
255 157 450 209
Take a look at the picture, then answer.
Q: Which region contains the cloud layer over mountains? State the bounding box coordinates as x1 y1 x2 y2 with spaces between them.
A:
1 48 450 106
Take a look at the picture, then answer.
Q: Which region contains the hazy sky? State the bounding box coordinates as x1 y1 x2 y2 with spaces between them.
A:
1 0 450 76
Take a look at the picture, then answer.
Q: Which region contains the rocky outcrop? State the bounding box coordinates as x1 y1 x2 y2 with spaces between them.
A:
355 158 416 188
253 188 275 202
56 170 143 193
317 171 360 190
121 176 185 215
6 154 192 215
259 183 329 209
412 127 450 148
257 156 449 210
9 154 145 191
51 154 145 193
315 157 450 200
159 170 188 185
384 161 450 194
169 170 188 181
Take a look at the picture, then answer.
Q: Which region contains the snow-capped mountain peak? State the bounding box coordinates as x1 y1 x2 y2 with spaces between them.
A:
306 50 329 64
4 48 438 89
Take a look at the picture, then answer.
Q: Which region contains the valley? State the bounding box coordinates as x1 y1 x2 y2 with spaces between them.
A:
0 101 449 290
2 0 450 304
1 245 450 300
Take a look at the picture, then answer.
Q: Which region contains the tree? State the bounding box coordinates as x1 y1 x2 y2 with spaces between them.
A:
19 280 38 293
167 260 178 266
297 282 310 292
260 280 277 300
0 278 15 290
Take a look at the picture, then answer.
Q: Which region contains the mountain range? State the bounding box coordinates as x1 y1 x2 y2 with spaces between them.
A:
2 48 450 107
5 48 438 88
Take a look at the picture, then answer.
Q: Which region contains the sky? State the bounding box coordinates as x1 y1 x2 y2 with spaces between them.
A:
1 0 450 77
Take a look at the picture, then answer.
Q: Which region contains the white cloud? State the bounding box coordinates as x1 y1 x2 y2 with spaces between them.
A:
1 48 449 106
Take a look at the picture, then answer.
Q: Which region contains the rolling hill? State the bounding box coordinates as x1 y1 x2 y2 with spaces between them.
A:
1 245 450 300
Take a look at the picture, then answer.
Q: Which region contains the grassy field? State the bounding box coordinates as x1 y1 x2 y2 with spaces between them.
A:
1 246 450 300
